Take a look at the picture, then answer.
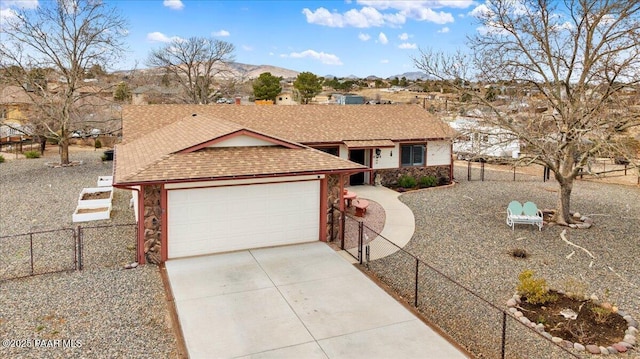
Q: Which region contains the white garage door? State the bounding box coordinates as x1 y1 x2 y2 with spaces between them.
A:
168 180 320 258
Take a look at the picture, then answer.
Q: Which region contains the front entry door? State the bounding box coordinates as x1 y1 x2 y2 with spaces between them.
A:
349 149 366 185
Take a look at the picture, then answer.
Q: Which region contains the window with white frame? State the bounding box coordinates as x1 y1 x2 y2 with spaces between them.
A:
400 144 425 167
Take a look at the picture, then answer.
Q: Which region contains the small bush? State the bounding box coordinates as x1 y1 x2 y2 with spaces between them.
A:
101 154 108 161
24 150 41 159
516 269 557 305
398 175 416 188
0 154 4 163
94 139 102 149
418 175 437 188
438 176 449 186
591 306 613 324
562 277 587 300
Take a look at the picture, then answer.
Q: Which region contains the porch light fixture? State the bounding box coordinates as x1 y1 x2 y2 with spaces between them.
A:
375 148 381 158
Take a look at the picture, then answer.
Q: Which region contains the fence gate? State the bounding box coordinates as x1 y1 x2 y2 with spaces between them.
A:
0 228 76 281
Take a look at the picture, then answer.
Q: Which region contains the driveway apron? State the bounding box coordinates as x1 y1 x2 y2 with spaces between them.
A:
165 242 467 358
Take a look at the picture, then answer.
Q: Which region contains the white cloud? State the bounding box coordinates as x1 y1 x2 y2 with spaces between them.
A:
398 32 409 40
286 49 343 65
2 0 38 9
304 2 460 27
378 32 388 44
380 59 389 64
438 26 450 33
163 0 184 10
302 7 344 27
269 52 274 56
358 32 371 41
358 0 473 10
469 3 492 18
398 42 417 49
242 45 253 51
0 8 17 24
147 32 182 43
302 6 387 28
357 1 460 24
212 29 230 37
405 7 454 24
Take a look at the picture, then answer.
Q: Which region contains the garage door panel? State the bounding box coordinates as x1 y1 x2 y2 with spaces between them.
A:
168 180 320 258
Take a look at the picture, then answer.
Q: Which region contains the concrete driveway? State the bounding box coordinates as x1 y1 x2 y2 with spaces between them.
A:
165 242 467 358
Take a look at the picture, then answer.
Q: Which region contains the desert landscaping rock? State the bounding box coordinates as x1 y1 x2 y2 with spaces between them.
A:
588 345 603 354
574 343 586 351
0 150 177 358
624 335 637 345
613 343 628 353
365 164 639 358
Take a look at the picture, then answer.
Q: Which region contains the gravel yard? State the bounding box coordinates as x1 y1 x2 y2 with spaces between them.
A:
0 148 178 358
364 164 640 358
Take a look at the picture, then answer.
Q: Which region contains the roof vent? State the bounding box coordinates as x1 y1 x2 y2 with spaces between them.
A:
192 113 197 117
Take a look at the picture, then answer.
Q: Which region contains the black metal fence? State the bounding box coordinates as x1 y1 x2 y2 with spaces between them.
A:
0 228 77 281
1 223 137 282
343 216 582 359
460 158 639 184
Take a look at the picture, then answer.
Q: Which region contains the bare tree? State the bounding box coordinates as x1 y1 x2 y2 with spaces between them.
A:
415 0 640 225
147 37 235 104
0 0 128 164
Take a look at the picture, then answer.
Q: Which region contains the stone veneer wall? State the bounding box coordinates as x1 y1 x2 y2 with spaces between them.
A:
143 185 162 264
326 174 342 241
374 165 451 187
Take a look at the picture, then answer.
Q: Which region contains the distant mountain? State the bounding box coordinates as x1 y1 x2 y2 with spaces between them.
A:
388 71 429 81
120 63 428 82
122 62 299 80
229 63 299 80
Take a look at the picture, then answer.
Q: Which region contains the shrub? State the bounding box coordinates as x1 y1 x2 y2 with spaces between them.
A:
516 269 557 305
94 139 102 149
398 175 416 188
438 176 449 186
418 175 437 188
0 154 4 163
24 150 41 159
562 277 587 300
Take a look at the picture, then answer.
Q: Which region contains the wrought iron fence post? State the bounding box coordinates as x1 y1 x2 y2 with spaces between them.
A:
330 204 334 242
501 311 507 359
29 233 34 275
414 258 419 307
73 228 78 270
340 212 345 250
358 222 363 264
77 225 83 271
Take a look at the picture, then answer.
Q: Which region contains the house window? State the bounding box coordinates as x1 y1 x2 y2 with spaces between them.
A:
316 147 339 156
401 144 425 166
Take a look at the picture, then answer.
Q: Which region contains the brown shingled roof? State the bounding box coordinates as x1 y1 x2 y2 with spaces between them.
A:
121 104 456 144
114 113 367 185
119 146 365 184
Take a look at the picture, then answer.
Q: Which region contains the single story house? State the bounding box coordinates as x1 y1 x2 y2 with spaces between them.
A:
449 117 521 159
114 104 455 264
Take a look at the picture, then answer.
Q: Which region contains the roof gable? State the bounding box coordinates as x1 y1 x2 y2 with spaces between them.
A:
178 129 302 154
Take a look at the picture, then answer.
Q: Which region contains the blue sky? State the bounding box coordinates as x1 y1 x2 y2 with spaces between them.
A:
2 0 484 78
